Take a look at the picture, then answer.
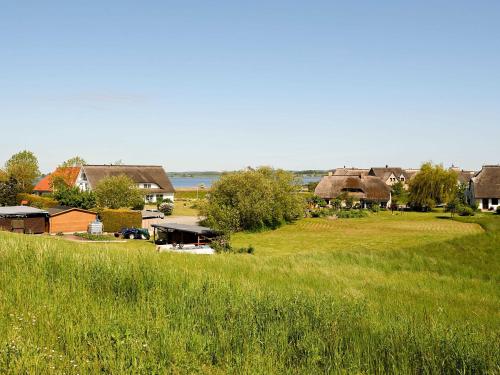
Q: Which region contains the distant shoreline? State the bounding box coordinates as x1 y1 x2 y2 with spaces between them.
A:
170 174 322 189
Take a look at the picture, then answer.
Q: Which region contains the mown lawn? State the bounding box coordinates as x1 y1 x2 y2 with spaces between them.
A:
0 212 498 373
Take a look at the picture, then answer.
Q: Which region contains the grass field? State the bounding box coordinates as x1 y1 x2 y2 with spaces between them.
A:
0 212 498 373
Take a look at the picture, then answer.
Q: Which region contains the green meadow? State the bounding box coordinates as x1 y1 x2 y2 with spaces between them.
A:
0 212 498 373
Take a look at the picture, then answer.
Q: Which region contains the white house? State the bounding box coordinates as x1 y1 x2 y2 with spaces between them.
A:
368 167 410 187
76 165 175 203
468 165 500 211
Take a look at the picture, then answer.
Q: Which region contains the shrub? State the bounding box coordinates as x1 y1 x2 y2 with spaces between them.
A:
458 206 475 217
370 203 380 213
73 232 115 241
307 195 327 208
336 210 368 219
330 198 342 210
131 198 145 210
53 186 96 209
99 209 142 232
497 206 500 215
158 201 174 216
16 193 58 209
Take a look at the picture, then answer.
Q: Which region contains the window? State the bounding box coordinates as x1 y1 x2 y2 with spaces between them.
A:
492 198 499 205
143 183 152 189
145 194 154 202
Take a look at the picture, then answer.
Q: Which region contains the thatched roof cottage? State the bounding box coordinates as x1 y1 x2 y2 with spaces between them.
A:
314 175 391 208
469 165 500 211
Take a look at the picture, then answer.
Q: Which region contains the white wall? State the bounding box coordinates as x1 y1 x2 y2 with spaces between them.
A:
476 198 499 211
144 193 175 203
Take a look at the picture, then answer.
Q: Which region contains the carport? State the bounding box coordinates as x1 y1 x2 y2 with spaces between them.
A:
0 206 49 234
152 223 218 246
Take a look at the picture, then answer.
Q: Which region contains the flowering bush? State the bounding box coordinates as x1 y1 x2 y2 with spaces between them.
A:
158 201 174 216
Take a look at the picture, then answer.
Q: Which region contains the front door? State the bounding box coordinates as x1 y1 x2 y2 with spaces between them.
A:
482 198 489 210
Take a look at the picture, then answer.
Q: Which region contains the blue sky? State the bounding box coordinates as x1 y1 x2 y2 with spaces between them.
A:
1 1 499 172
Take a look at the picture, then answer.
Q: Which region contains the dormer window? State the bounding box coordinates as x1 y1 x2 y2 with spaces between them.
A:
143 183 152 189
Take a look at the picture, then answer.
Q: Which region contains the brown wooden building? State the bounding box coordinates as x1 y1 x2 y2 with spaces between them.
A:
0 206 49 234
47 206 97 234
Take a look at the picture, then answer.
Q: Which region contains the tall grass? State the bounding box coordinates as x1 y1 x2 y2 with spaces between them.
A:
0 214 498 373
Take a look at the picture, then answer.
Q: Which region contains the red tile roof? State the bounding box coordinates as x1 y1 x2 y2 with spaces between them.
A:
33 167 81 193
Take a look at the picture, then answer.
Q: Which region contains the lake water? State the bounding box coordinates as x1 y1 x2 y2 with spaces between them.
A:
170 176 321 189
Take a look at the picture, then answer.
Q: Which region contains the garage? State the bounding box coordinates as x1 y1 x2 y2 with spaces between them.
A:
0 206 49 234
47 206 97 234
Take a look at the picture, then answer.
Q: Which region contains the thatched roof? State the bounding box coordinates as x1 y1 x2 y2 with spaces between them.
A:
457 170 475 184
82 165 175 194
314 176 391 201
332 168 369 177
369 167 410 181
472 165 500 198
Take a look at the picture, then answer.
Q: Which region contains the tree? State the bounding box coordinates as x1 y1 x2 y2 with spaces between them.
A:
0 169 7 182
94 174 143 209
53 186 96 209
0 177 22 206
408 163 458 210
60 156 87 167
391 181 409 208
201 167 305 233
4 150 40 192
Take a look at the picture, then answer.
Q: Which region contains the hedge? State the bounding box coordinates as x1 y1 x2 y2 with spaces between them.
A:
99 209 142 233
17 193 58 209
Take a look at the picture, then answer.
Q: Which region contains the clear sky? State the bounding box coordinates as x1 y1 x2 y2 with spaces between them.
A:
1 1 499 173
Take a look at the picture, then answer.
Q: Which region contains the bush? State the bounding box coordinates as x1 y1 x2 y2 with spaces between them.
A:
16 193 58 209
336 210 368 219
158 201 174 216
131 198 145 210
307 195 327 208
53 187 96 209
497 206 500 215
99 209 142 232
458 206 475 217
73 232 115 241
370 204 380 213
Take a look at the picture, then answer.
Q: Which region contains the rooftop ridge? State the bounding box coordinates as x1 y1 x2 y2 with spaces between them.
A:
83 164 164 167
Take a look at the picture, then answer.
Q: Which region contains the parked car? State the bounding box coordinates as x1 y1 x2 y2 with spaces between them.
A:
115 228 150 240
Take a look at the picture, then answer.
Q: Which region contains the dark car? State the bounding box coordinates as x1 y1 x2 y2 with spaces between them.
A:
115 228 150 240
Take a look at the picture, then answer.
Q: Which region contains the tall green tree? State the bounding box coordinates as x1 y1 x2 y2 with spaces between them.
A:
408 163 458 210
0 177 22 206
4 150 40 192
391 181 409 206
60 156 87 167
0 168 7 182
94 174 143 209
201 167 305 233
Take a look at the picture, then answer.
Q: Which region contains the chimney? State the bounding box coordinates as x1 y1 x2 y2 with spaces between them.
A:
385 164 388 168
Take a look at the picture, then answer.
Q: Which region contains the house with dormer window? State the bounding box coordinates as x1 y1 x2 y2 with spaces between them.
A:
368 167 410 187
75 165 175 203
